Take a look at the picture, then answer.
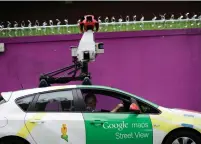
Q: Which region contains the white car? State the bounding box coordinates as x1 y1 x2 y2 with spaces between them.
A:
0 85 201 144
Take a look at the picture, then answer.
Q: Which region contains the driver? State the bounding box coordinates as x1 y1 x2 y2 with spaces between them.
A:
84 92 124 112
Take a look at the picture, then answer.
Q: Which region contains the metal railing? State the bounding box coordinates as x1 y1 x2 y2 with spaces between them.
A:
0 14 201 37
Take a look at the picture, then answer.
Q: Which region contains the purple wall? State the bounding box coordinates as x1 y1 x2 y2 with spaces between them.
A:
0 29 201 111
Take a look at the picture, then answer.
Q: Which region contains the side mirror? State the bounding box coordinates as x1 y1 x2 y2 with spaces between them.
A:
129 103 141 114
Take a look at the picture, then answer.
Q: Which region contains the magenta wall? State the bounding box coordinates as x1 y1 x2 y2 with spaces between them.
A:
0 29 201 111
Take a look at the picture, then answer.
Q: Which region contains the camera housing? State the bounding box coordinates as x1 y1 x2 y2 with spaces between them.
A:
71 29 104 62
96 42 104 54
71 42 104 62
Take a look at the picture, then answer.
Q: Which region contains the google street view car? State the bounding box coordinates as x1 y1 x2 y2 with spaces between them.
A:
0 85 201 144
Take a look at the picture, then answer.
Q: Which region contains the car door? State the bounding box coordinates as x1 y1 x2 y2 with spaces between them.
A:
76 87 153 144
24 89 86 144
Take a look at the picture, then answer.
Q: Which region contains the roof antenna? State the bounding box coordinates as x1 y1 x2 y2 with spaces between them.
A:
16 74 24 90
20 83 24 90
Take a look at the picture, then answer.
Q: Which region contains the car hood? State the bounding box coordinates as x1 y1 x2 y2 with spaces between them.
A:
155 107 201 132
169 108 201 118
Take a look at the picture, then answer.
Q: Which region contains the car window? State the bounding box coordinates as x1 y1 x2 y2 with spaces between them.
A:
0 95 6 105
78 88 160 114
79 88 131 112
16 96 35 112
34 90 74 112
136 99 160 114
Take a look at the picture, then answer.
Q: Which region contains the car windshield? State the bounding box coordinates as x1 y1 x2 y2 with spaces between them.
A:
114 88 159 108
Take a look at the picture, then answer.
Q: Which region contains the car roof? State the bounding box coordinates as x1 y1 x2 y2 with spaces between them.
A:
11 85 77 97
7 85 158 108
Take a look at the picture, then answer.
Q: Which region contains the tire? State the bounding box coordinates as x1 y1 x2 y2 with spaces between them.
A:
164 130 201 144
0 138 28 144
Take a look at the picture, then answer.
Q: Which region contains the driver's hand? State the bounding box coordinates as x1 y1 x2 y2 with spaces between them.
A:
111 103 124 113
117 103 124 109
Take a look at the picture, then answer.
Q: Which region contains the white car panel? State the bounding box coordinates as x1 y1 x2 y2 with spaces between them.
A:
152 128 167 144
0 85 81 144
0 98 36 144
25 113 86 144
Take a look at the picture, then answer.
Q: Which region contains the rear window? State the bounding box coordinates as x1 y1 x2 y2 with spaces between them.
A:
16 95 35 112
0 95 6 105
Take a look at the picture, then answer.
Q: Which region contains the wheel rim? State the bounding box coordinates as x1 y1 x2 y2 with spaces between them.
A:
172 137 196 144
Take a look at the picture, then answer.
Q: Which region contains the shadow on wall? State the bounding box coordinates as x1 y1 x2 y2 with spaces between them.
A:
0 30 201 111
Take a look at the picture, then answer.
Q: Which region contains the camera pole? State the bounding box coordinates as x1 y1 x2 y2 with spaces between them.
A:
38 15 101 88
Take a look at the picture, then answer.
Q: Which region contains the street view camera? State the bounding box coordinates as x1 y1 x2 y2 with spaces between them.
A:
71 15 104 62
39 15 104 87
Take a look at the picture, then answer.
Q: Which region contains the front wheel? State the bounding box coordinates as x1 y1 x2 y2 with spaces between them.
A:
0 138 28 144
164 130 201 144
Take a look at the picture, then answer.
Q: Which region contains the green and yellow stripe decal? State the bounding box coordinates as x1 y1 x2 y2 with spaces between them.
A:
17 113 46 139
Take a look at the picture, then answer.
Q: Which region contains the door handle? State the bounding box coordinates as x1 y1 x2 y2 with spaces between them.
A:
90 120 105 126
29 119 45 124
